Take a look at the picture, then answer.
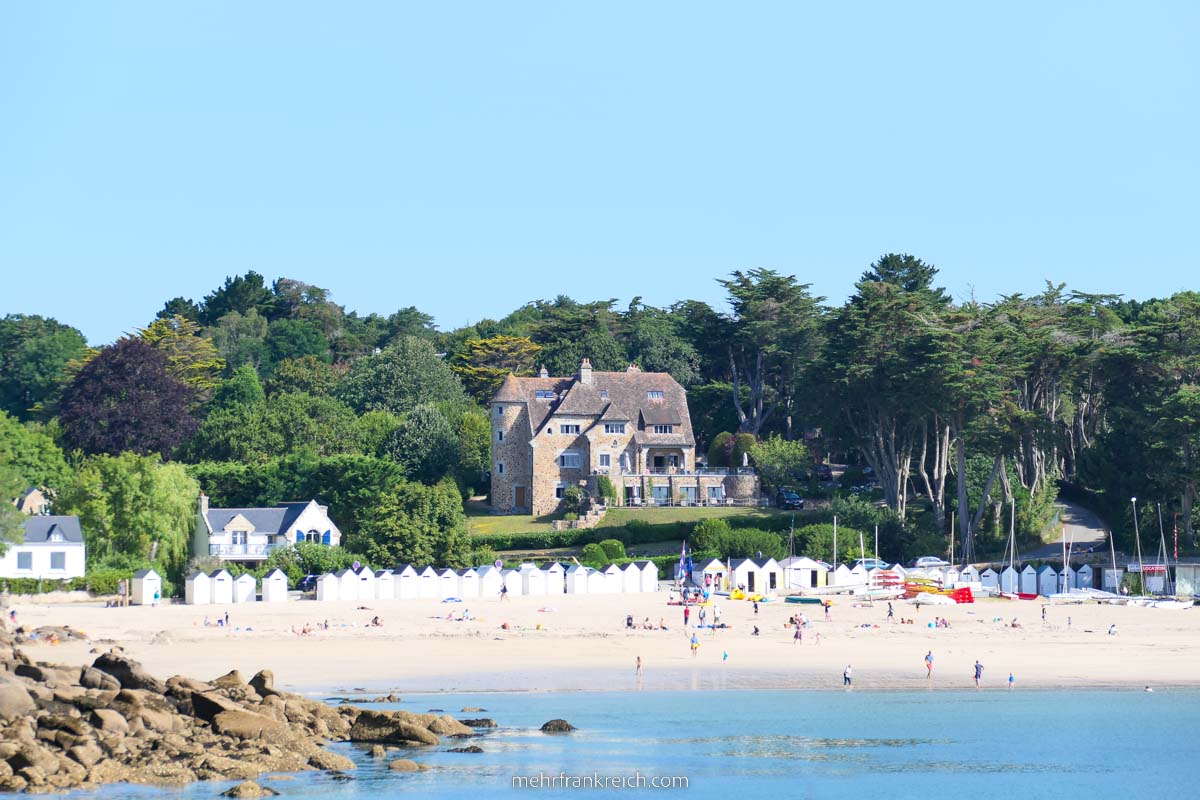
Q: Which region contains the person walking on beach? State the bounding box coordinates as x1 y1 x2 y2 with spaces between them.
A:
793 625 802 645
690 634 699 657
887 602 894 623
636 656 642 676
698 607 707 628
973 660 984 689
843 664 852 687
925 651 933 678
683 606 690 628
1008 672 1014 690
501 584 509 601
1041 605 1046 623
824 601 831 622
753 600 759 615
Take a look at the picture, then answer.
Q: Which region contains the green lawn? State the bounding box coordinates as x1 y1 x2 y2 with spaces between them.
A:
465 509 557 536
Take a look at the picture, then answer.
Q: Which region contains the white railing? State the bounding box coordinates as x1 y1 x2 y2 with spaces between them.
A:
210 544 278 557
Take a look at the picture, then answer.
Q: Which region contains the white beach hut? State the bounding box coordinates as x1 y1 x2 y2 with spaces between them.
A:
980 568 999 591
417 566 440 599
621 562 642 593
942 566 961 587
848 563 869 587
185 570 212 605
262 569 288 603
1037 565 1058 596
233 573 257 603
889 564 909 581
1075 564 1095 590
1103 568 1124 592
458 567 480 599
959 565 981 584
1019 564 1038 595
541 562 566 594
501 568 523 597
395 564 419 600
437 568 461 599
694 558 727 591
131 569 162 606
566 564 591 594
1000 566 1019 593
337 568 359 603
374 569 395 600
210 569 234 604
602 563 624 593
832 564 855 587
520 564 547 596
781 557 826 591
315 573 340 602
586 568 608 594
731 558 781 595
356 568 376 600
1059 565 1077 593
638 560 660 592
476 566 503 598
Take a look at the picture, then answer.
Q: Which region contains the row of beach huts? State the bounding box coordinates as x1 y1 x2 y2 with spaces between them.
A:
182 561 663 605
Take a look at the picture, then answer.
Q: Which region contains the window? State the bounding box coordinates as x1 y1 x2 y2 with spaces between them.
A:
560 424 580 435
305 530 322 543
535 390 556 399
599 454 611 468
600 390 609 399
647 390 665 400
497 462 505 475
16 552 31 571
48 531 64 543
604 423 625 434
496 430 504 442
50 552 65 571
495 405 502 416
708 486 725 500
558 452 581 469
231 531 247 545
653 424 674 434
555 485 565 499
545 427 552 435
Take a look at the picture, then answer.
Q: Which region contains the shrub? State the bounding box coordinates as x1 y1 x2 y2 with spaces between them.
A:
469 545 498 567
596 475 618 505
691 518 731 551
563 512 579 522
598 539 626 561
708 432 735 468
561 485 586 514
580 542 608 569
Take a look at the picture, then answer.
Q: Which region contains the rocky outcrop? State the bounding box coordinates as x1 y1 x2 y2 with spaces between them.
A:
540 719 576 733
221 779 280 798
90 652 166 694
460 718 497 728
347 710 441 746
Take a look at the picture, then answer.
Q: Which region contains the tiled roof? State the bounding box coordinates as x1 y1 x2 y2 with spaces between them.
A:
203 501 321 536
20 516 83 544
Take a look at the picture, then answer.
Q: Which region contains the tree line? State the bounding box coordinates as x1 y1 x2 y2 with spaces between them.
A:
1 258 1197 577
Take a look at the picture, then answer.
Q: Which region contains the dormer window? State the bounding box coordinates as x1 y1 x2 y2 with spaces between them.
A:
535 390 556 400
653 424 674 434
600 390 608 399
647 390 665 400
560 424 580 435
49 532 64 543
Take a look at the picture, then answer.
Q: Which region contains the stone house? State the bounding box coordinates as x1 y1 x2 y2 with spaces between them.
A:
489 359 759 515
193 494 341 565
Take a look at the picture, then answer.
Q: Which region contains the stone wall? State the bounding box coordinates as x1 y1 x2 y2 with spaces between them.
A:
489 402 533 513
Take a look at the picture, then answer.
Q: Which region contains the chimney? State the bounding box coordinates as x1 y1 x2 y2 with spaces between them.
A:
539 365 549 378
199 492 209 517
579 358 593 385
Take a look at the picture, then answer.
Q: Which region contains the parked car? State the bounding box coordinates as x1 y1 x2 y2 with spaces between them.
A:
775 489 805 510
852 557 892 571
910 556 950 568
298 574 319 593
815 464 834 481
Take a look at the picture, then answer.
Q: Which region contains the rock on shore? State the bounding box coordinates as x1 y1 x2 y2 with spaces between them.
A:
0 629 462 793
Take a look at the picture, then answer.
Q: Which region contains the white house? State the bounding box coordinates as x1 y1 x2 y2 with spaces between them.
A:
731 558 781 595
210 569 234 604
395 564 419 600
694 558 727 591
1019 564 1038 595
438 568 461 599
621 562 642 593
586 568 608 594
374 570 395 600
1000 566 1020 593
356 568 376 600
520 564 547 596
781 557 827 591
637 560 660 592
194 494 342 565
602 563 624 593
566 564 591 594
337 568 359 602
1075 564 1095 590
262 569 288 602
417 566 440 599
185 570 212 605
0 516 86 580
542 562 566 594
1037 565 1058 596
315 573 340 601
131 569 161 606
476 566 503 598
458 568 480 599
500 568 523 596
233 573 256 603
980 568 999 591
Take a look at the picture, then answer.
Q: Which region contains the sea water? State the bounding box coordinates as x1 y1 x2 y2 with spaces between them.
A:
71 689 1198 799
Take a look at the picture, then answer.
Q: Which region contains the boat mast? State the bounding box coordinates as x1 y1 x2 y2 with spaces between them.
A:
1158 503 1174 596
833 515 838 567
1133 498 1146 596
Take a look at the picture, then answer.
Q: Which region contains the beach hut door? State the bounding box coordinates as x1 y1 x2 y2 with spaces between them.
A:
747 573 756 592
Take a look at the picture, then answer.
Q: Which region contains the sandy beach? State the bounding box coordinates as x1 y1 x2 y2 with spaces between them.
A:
13 591 1199 695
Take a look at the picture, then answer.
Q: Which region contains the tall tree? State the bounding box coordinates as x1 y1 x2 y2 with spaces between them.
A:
385 404 460 483
337 336 465 415
59 339 198 457
199 271 276 325
0 315 89 420
137 315 225 400
450 335 541 403
0 412 72 490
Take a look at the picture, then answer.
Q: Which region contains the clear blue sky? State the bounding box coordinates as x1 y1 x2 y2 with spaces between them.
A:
2 2 1196 345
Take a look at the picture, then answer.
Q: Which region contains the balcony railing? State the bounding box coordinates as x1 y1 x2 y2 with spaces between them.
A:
210 544 278 557
596 467 756 477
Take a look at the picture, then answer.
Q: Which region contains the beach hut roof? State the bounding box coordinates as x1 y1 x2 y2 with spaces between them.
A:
265 568 287 578
418 566 438 576
460 567 479 576
1037 564 1058 575
780 557 823 569
187 570 209 580
234 573 254 582
981 567 998 575
374 569 393 578
731 557 778 570
335 568 355 577
602 563 623 574
633 560 655 570
696 558 725 570
438 567 457 577
476 565 498 576
1021 563 1037 573
133 569 158 579
209 569 232 578
541 562 564 572
566 564 588 574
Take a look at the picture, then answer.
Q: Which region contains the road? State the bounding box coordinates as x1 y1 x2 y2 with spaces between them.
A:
1024 500 1108 560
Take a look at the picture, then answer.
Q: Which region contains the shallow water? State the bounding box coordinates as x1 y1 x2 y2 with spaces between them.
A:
71 689 1198 799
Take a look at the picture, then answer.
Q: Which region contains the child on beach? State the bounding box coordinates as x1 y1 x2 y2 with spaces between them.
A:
1008 672 1014 690
793 626 802 644
925 651 933 678
690 635 699 657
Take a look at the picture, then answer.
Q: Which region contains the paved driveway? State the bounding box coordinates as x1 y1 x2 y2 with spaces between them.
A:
1024 501 1108 560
